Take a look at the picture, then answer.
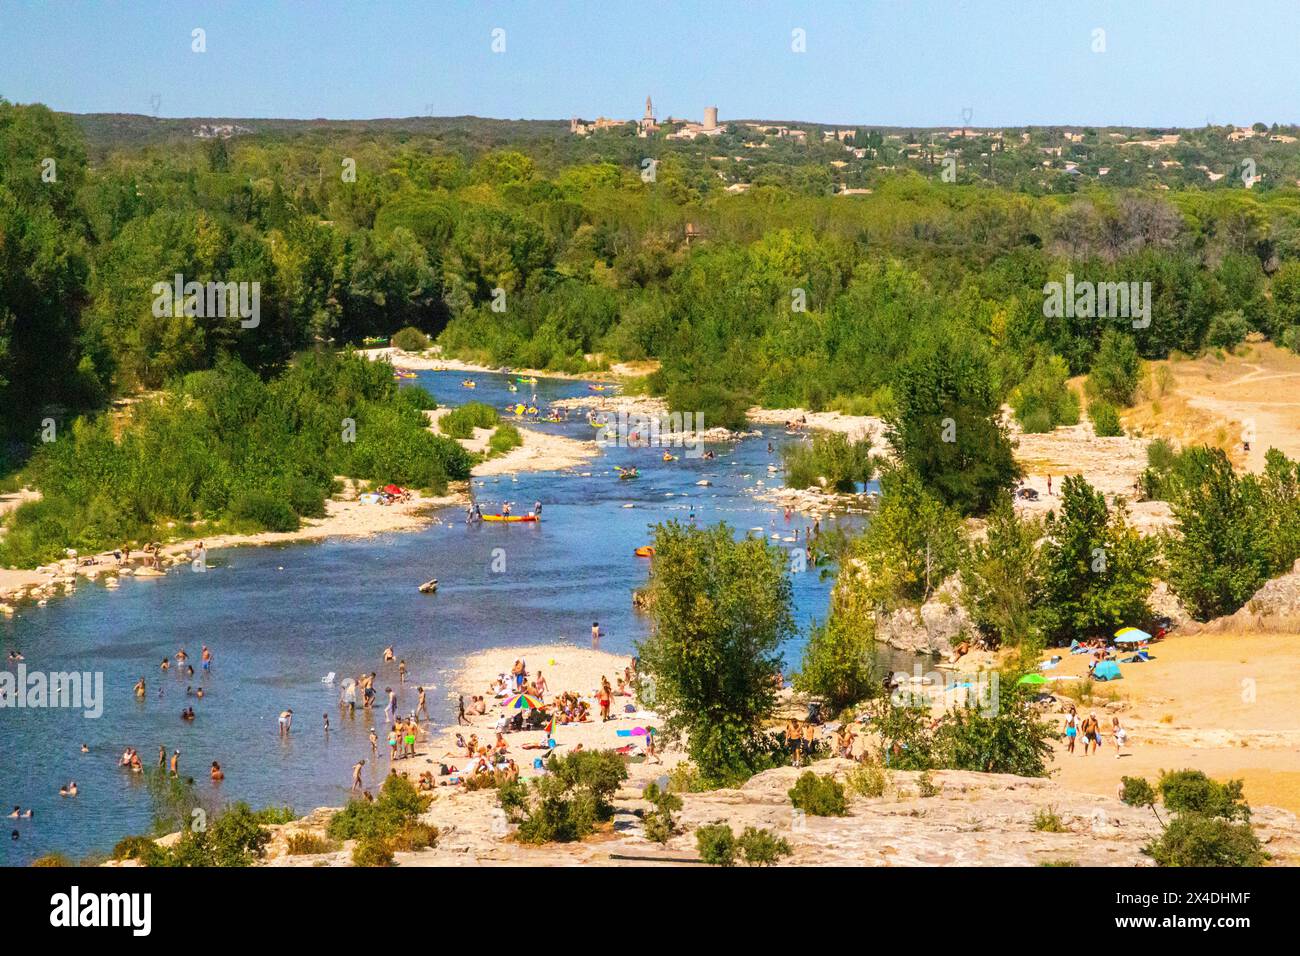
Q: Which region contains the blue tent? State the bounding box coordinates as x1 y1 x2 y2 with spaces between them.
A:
1093 660 1123 681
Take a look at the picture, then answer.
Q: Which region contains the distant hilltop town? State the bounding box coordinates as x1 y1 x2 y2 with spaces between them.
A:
192 122 254 139
570 96 726 140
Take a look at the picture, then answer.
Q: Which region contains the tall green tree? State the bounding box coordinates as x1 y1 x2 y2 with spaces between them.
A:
960 492 1043 649
849 466 965 607
1038 475 1158 642
884 333 1020 515
1163 446 1271 620
637 522 793 784
1087 328 1142 407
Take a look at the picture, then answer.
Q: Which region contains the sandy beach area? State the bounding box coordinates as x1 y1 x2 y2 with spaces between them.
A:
362 347 620 383
417 642 676 783
422 407 598 477
0 482 467 606
1031 630 1300 817
746 406 884 440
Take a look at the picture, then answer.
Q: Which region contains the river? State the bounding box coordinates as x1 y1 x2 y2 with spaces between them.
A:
0 368 921 864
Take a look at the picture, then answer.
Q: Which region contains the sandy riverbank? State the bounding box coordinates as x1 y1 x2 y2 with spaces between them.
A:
361 347 620 383
0 482 467 606
422 407 599 477
421 642 677 783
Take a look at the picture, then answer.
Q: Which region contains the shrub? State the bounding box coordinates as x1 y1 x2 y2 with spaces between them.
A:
781 432 877 492
111 834 158 861
1207 310 1249 350
488 423 522 456
1120 775 1159 814
737 826 793 866
1090 401 1123 437
134 802 273 867
1282 325 1300 354
1087 329 1141 407
641 782 683 845
286 832 339 855
1033 806 1067 832
1123 770 1266 867
695 824 737 866
1009 353 1080 433
794 614 878 714
439 401 499 438
1158 770 1250 822
30 853 73 867
1144 814 1265 867
352 836 395 867
916 771 941 798
931 681 1058 777
502 750 629 845
788 771 848 816
388 822 440 852
328 774 431 841
665 762 709 794
846 762 889 799
391 326 431 352
228 489 300 532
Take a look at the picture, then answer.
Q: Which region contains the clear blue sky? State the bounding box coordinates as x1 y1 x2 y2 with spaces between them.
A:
2 0 1297 127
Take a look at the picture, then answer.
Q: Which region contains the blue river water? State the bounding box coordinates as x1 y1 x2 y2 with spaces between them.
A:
0 368 917 864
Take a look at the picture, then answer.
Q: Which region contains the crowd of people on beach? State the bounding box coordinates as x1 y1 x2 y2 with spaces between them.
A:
350 651 657 794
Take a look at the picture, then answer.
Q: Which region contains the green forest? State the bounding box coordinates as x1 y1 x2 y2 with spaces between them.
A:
7 100 1300 443
5 98 1300 566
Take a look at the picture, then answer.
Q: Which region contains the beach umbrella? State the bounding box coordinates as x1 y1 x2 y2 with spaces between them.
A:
1017 673 1048 686
503 693 543 710
1114 627 1151 643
